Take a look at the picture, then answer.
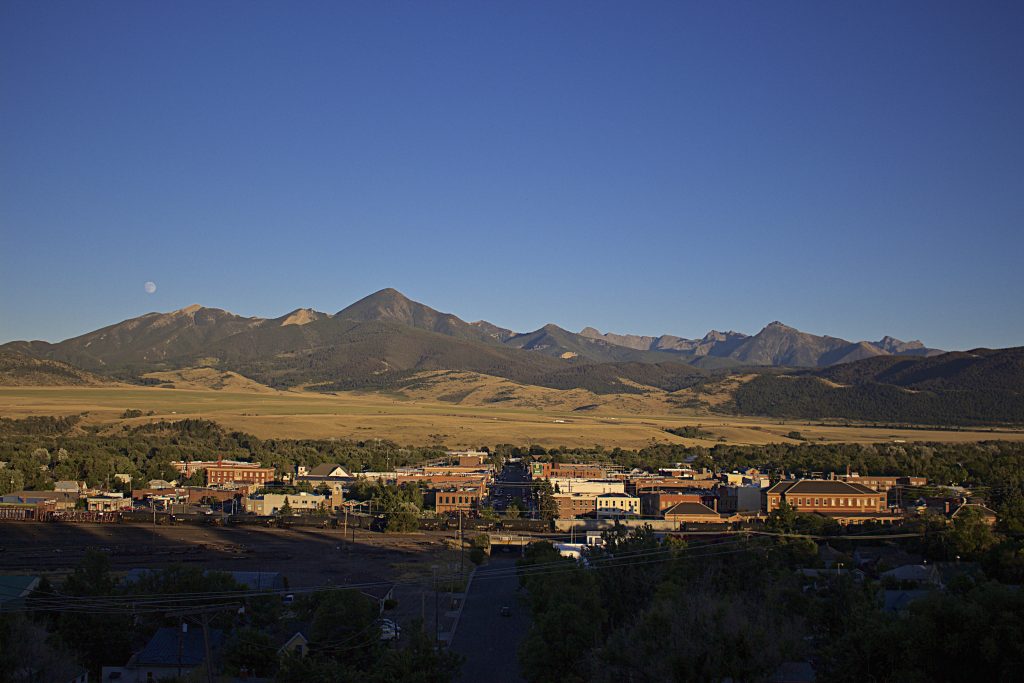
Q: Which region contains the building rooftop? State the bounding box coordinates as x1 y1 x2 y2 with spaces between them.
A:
134 626 224 667
767 480 878 496
663 502 719 517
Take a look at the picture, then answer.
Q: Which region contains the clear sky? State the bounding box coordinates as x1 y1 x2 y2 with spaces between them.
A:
2 1 1022 350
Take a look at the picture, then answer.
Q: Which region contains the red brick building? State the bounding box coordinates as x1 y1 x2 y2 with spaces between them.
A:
205 463 275 487
432 486 484 514
765 480 887 515
531 462 606 480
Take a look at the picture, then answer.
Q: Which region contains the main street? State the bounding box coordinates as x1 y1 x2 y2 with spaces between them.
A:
451 555 530 683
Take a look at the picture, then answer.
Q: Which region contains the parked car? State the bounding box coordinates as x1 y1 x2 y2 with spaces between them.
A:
380 618 401 641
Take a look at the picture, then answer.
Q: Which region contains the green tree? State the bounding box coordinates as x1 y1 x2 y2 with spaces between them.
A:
280 496 294 516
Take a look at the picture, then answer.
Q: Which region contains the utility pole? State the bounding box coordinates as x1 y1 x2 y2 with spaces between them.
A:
459 509 464 575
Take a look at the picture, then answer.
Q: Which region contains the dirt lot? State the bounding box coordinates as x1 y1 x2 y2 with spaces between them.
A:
0 521 455 589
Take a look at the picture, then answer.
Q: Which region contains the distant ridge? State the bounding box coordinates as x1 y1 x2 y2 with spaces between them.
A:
0 287 949 390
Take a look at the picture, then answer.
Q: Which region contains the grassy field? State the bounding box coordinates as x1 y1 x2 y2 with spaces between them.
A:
1 385 1022 448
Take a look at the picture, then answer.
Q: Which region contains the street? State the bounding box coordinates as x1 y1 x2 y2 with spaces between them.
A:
451 555 530 683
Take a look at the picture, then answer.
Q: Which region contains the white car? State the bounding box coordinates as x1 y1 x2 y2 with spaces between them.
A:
380 618 401 641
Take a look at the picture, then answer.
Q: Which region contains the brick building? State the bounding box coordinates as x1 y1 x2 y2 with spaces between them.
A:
432 486 484 515
205 463 275 487
531 462 606 480
765 480 887 515
553 493 599 519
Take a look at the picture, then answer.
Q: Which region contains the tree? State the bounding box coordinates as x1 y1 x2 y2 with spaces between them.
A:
506 502 521 519
280 496 294 516
222 628 279 677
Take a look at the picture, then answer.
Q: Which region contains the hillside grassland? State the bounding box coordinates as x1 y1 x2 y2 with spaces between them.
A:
1 385 1021 449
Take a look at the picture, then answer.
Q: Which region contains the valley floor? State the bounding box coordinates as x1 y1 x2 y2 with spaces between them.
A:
1 386 1021 448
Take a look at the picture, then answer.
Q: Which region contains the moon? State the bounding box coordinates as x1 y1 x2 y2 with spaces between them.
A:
144 281 157 294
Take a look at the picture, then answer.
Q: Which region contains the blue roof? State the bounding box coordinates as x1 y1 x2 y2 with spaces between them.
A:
135 626 224 667
0 575 40 607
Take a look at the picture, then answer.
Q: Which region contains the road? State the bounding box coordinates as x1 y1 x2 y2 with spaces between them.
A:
451 555 530 683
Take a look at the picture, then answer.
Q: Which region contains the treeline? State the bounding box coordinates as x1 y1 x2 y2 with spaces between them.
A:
0 414 83 436
0 417 446 494
517 524 1024 682
733 374 1024 425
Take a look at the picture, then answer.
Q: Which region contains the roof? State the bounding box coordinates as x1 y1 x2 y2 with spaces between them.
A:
883 589 930 613
770 660 816 683
0 575 40 607
951 503 997 518
595 492 635 499
881 564 940 583
134 626 224 667
308 463 349 477
767 480 879 496
663 502 719 517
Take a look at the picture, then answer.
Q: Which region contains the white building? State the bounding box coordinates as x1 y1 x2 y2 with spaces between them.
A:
244 492 326 515
595 492 640 518
549 478 625 495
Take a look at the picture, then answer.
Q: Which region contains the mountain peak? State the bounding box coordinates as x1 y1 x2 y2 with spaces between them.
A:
176 304 203 315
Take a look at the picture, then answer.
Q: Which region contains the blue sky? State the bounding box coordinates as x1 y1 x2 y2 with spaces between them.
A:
2 1 1022 350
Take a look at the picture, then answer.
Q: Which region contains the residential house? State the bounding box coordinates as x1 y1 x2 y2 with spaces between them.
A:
54 480 85 494
101 626 224 682
881 564 942 588
0 575 41 611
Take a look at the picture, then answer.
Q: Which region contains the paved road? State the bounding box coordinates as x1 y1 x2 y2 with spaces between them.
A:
451 555 529 683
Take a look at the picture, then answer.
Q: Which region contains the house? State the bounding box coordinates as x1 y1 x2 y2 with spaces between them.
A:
881 564 942 588
882 589 931 614
663 501 722 525
54 480 85 494
770 660 816 683
277 629 310 658
296 463 353 487
358 581 393 614
0 575 41 611
852 546 923 572
101 626 223 682
950 502 998 526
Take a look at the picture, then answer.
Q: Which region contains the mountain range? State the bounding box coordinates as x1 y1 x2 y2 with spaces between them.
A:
2 288 1020 424
1 287 942 377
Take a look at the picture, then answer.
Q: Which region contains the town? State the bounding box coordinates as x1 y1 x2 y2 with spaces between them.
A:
2 438 1016 682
